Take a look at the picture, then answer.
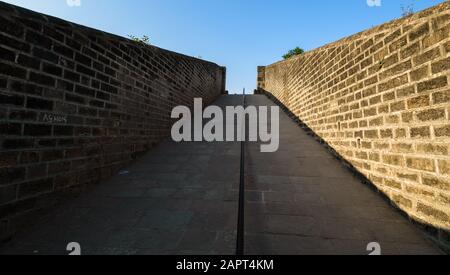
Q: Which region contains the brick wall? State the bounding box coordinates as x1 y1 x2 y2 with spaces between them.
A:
0 2 225 239
258 2 450 243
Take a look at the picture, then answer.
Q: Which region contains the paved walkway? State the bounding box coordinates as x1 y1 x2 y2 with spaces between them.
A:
244 95 440 255
0 95 441 255
0 96 242 255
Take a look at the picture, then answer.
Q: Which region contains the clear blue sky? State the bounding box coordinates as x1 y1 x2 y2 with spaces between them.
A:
2 0 445 94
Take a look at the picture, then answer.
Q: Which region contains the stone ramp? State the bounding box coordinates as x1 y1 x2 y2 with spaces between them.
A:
0 96 242 255
244 95 441 255
0 95 442 255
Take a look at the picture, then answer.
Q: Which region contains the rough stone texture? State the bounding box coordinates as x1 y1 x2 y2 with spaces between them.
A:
0 2 225 240
258 2 450 247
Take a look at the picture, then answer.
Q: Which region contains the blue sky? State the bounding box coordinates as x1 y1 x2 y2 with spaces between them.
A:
2 0 445 94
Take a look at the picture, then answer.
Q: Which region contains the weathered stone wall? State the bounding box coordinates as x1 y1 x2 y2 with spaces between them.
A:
0 2 225 239
258 2 450 237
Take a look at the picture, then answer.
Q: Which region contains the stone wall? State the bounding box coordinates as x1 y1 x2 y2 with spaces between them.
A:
0 2 225 239
258 2 450 241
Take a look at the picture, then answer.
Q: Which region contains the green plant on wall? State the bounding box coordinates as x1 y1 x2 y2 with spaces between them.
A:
128 35 151 45
283 47 305 60
401 3 414 17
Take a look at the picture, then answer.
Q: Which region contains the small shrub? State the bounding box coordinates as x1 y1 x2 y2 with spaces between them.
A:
401 4 414 17
128 35 151 45
283 47 305 60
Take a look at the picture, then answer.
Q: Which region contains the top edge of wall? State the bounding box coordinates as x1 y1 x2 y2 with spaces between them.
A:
0 1 223 68
266 1 450 67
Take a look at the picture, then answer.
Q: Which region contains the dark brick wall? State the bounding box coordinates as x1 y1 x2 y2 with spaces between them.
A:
0 2 225 240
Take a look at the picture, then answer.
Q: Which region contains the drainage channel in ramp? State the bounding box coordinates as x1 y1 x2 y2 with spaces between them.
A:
236 90 246 256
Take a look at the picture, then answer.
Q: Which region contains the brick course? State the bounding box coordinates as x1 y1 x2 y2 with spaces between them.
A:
258 2 450 245
0 2 225 239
